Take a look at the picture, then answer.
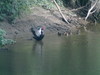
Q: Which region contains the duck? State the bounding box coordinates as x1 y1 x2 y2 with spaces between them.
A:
30 26 45 41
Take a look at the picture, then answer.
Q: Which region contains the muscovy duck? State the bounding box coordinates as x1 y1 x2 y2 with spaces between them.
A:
30 26 45 41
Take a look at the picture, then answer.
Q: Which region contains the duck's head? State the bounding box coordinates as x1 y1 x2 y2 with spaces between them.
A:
41 26 46 30
36 26 45 30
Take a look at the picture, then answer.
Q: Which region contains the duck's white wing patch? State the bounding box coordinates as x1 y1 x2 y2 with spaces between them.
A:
35 29 41 37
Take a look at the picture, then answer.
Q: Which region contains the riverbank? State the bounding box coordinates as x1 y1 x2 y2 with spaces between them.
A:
0 7 88 40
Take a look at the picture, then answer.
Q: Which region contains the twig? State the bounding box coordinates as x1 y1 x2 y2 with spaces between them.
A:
71 6 85 12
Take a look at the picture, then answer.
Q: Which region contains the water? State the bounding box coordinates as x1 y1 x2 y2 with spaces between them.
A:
0 24 100 75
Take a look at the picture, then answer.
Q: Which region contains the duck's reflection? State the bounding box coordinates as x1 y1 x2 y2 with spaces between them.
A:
32 41 44 56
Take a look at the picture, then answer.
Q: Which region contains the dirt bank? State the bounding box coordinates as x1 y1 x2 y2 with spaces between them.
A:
0 7 88 40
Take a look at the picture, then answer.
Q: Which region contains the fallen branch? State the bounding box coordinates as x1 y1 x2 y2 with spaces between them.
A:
53 0 70 24
85 0 98 21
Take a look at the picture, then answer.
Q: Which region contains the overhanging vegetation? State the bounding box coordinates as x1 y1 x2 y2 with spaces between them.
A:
0 0 100 23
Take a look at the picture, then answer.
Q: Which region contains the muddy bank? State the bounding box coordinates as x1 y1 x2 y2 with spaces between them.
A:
0 7 88 39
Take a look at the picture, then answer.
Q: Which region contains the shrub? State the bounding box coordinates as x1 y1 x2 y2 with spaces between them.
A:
0 0 29 23
0 0 64 23
0 29 16 47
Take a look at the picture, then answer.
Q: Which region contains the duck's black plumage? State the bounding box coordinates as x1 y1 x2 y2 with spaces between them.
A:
30 26 45 41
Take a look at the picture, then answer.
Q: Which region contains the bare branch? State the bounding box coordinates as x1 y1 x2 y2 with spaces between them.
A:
91 9 97 14
71 6 85 12
53 0 70 24
85 0 98 21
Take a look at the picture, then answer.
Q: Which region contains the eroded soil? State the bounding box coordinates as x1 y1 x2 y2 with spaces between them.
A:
0 7 87 40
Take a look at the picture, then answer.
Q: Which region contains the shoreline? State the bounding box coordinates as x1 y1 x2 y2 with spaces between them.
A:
0 7 88 40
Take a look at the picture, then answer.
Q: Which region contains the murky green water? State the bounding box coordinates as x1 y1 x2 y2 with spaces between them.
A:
0 24 100 75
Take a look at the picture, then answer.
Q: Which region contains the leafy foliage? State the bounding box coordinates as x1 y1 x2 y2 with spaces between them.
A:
0 29 16 47
0 0 65 23
28 0 64 9
0 0 99 23
0 0 29 23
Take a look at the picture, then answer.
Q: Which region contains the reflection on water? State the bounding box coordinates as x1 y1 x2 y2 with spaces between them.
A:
32 41 43 56
0 24 100 75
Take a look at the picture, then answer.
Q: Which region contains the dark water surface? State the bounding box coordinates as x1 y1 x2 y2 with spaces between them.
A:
0 24 100 75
